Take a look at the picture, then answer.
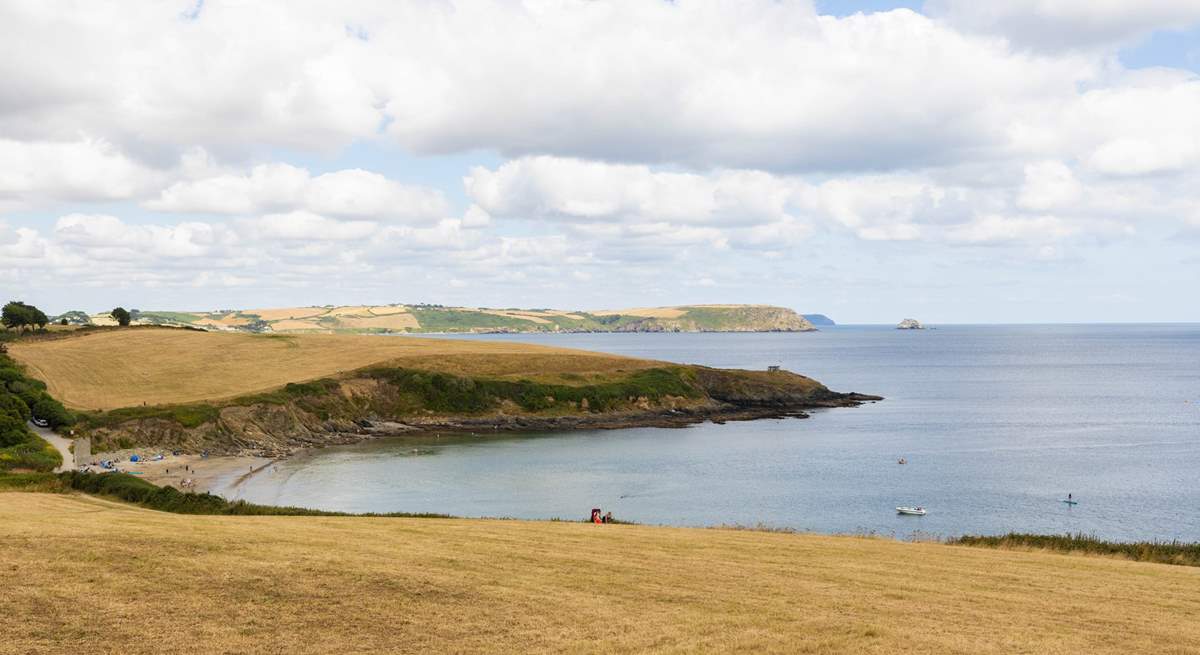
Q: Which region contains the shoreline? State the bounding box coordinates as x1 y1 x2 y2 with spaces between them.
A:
100 393 880 497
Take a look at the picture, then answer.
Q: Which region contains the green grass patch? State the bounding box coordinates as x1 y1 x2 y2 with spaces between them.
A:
950 532 1200 568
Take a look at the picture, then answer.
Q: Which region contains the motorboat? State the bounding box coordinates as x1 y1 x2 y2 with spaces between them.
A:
896 506 927 516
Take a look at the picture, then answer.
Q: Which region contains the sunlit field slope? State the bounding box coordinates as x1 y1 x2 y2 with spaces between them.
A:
2 493 1198 654
8 328 658 410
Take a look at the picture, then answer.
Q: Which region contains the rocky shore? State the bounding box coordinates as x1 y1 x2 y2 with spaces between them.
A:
75 364 881 463
350 391 882 440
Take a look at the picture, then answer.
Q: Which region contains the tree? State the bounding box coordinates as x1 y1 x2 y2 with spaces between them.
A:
111 307 131 327
2 301 48 331
59 318 68 326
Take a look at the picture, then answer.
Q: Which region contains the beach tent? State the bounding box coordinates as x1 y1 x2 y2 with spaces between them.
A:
129 454 140 462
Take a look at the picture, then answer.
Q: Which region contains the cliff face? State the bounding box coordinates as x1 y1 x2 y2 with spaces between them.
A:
103 304 817 334
79 365 876 456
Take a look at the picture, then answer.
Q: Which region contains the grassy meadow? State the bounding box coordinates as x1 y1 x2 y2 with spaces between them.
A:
3 492 1199 654
8 328 659 410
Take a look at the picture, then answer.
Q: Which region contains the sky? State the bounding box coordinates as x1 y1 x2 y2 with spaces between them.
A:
1 1 1198 324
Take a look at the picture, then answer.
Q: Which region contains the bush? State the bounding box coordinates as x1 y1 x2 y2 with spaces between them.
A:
31 395 73 428
0 413 29 447
0 434 61 471
0 392 31 421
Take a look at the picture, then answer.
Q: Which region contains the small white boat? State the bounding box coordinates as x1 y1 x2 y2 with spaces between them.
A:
896 506 927 516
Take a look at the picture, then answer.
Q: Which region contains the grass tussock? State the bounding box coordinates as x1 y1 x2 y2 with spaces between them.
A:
951 532 1200 567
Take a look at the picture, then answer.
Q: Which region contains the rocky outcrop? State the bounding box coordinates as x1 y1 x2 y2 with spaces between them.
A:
897 318 924 330
80 364 879 456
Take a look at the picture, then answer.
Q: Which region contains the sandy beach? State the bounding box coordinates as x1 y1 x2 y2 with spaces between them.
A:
85 450 274 496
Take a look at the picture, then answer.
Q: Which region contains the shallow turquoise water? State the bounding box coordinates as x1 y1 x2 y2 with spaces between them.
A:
229 325 1200 541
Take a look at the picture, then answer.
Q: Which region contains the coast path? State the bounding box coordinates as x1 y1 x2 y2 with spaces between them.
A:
28 423 73 473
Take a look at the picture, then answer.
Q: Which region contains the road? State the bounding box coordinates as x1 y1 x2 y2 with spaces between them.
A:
28 422 73 472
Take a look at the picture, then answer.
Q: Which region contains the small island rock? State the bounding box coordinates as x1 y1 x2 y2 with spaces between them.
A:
897 318 924 330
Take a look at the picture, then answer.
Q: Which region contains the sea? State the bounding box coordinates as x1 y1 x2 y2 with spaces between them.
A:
225 324 1200 542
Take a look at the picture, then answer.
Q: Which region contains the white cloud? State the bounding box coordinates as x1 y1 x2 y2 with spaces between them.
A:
467 156 1153 248
1075 77 1200 176
54 213 237 259
1 2 1198 318
1018 161 1082 211
947 214 1134 244
927 0 1200 50
251 211 378 242
0 138 161 207
0 1 1096 172
148 163 448 222
466 157 797 226
948 215 1080 244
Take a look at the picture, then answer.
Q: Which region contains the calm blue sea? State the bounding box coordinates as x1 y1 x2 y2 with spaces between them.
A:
228 325 1200 541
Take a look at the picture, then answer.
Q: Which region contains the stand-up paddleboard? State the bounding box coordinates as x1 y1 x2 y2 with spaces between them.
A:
1060 499 1078 505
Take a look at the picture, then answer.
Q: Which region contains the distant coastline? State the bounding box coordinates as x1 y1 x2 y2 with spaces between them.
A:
56 303 819 335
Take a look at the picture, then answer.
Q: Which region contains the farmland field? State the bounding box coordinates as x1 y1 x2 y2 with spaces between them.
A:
7 328 658 410
2 492 1198 654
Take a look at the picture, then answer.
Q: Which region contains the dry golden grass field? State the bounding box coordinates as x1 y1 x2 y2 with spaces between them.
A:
2 493 1198 654
8 329 658 411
